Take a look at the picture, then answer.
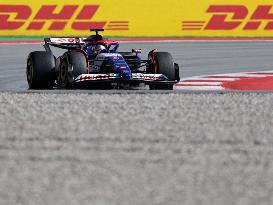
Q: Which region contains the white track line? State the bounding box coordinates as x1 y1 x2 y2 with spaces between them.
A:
182 77 240 81
174 70 273 91
175 85 225 90
206 73 273 78
177 82 223 86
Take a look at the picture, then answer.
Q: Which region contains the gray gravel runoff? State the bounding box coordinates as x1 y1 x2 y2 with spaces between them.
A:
1 42 273 204
1 92 273 205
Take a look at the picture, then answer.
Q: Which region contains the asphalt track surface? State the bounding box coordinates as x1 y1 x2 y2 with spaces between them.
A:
1 42 273 205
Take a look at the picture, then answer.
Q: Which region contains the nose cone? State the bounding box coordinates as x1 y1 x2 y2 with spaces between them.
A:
113 55 132 79
121 68 132 79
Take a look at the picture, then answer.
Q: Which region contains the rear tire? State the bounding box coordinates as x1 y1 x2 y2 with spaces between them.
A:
149 52 176 90
26 51 55 89
59 51 87 88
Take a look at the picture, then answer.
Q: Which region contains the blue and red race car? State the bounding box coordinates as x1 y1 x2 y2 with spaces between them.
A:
26 29 180 90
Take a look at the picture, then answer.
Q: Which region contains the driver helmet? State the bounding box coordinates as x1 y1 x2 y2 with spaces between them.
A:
93 44 107 54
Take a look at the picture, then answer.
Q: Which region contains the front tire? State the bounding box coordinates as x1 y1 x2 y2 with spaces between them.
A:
26 51 55 89
59 51 87 88
149 52 176 90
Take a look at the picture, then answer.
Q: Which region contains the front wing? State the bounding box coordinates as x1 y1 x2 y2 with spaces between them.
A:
74 73 177 84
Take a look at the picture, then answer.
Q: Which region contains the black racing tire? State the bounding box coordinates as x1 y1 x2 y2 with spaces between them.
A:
26 51 55 89
149 52 176 90
59 51 87 88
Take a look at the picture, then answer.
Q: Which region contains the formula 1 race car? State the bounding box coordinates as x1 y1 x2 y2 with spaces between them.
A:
26 29 180 90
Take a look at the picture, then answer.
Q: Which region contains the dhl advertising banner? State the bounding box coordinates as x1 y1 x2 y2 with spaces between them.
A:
1 0 273 37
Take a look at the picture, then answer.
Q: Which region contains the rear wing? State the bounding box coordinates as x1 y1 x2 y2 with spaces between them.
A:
44 37 87 50
44 37 86 44
44 30 105 48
